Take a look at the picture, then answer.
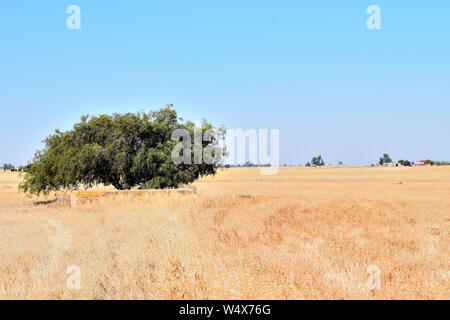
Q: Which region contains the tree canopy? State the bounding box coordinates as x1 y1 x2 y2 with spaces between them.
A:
311 155 325 167
378 153 393 165
20 106 224 195
398 159 412 166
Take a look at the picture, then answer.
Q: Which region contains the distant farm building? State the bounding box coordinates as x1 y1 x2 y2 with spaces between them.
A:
415 159 432 166
383 162 396 167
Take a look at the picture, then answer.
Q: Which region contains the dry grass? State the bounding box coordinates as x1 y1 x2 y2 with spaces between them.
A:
0 167 449 299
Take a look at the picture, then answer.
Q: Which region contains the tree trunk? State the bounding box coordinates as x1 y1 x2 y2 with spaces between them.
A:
112 182 125 190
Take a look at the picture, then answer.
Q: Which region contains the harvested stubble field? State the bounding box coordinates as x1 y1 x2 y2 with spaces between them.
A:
0 166 449 299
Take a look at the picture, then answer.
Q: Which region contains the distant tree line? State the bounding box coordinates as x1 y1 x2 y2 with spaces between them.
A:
424 160 450 166
223 162 272 168
2 163 17 171
2 163 25 171
2 163 14 171
378 154 450 167
300 153 450 167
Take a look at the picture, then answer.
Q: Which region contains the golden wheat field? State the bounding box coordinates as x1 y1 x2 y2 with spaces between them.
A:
0 166 449 299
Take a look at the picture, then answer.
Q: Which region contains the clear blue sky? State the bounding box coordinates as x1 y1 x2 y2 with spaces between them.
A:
1 1 449 166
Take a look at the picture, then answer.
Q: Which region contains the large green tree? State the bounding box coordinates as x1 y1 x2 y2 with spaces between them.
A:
20 106 224 195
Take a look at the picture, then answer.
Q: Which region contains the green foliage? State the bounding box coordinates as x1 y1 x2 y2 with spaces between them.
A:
422 160 450 166
20 106 224 195
398 160 412 166
434 161 450 166
379 153 392 165
311 155 325 167
305 161 311 167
